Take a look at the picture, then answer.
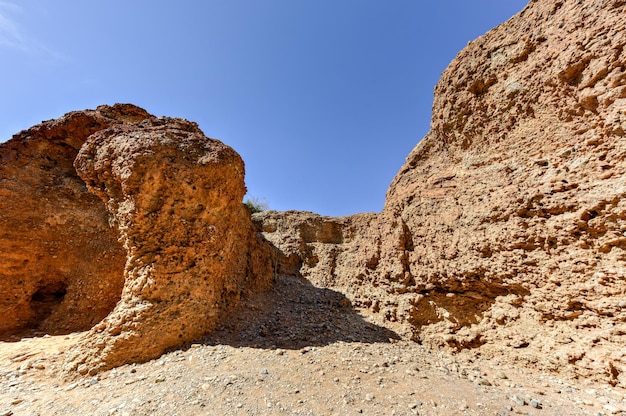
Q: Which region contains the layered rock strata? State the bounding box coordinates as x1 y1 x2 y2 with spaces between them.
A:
255 0 626 386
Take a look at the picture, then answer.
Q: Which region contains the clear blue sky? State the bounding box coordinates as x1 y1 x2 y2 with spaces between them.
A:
0 0 527 216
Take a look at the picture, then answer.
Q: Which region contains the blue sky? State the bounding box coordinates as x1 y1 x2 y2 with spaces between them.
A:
0 0 527 216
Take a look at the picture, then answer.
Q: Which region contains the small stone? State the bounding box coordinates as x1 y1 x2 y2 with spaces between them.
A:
64 383 78 391
530 399 542 409
604 404 623 414
511 395 526 406
154 375 166 383
365 394 375 402
476 377 492 386
0 411 13 416
409 401 422 409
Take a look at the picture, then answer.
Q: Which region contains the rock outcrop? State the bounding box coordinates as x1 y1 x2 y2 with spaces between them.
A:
2 0 624 385
0 105 272 374
65 117 272 374
255 0 626 386
0 104 150 335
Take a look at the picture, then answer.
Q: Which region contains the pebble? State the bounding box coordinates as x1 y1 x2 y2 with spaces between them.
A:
530 399 542 409
476 377 492 386
64 383 78 391
603 404 623 414
408 401 422 409
511 395 526 406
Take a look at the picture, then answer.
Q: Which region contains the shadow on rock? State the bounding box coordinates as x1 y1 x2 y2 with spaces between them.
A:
200 274 400 350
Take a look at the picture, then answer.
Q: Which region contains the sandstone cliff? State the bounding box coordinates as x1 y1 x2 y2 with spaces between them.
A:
65 116 272 374
255 0 626 386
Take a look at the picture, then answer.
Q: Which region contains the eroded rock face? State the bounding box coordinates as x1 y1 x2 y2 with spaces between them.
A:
0 104 151 335
255 0 626 386
64 117 272 374
1 105 272 374
384 0 626 384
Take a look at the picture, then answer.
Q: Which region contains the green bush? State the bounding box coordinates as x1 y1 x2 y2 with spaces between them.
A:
244 197 268 213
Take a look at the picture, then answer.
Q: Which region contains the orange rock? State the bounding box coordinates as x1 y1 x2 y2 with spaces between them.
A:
0 104 150 335
63 117 272 375
0 105 271 375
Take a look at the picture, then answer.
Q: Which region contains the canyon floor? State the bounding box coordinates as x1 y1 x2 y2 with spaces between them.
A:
1 275 625 416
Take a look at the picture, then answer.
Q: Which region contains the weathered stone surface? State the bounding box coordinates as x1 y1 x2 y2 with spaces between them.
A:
255 0 626 386
63 117 272 374
0 104 151 335
1 105 272 374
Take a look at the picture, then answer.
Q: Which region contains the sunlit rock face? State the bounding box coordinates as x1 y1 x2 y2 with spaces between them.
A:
0 105 272 375
255 0 626 386
64 116 273 375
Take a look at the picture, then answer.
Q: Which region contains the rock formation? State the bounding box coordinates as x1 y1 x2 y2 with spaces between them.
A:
0 105 272 374
65 117 272 375
0 104 150 335
255 0 626 386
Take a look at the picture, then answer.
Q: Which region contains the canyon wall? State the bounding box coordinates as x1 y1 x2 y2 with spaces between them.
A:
1 0 624 384
256 0 626 386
